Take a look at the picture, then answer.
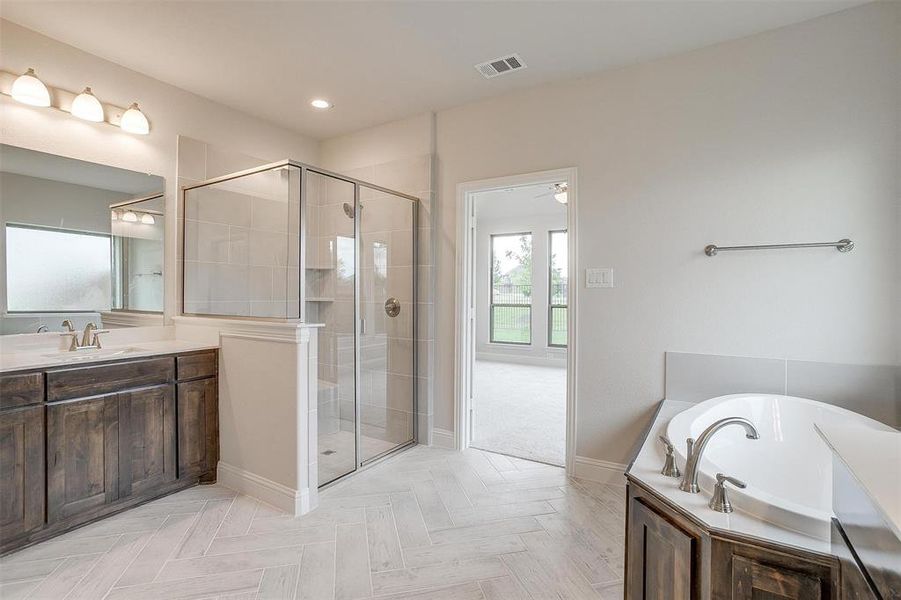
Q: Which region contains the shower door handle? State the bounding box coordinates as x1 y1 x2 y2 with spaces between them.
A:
385 297 401 318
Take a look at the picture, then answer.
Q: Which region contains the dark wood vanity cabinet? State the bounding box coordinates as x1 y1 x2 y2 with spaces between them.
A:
0 403 45 541
626 481 842 600
46 393 121 523
177 378 219 481
627 497 699 599
119 384 177 497
0 349 218 554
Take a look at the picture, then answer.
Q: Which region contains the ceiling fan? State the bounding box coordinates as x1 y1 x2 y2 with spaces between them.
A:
534 182 568 204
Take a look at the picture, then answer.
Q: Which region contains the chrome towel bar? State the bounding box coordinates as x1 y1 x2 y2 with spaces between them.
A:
704 238 854 257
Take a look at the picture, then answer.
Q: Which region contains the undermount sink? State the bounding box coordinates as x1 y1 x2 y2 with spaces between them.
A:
41 346 146 362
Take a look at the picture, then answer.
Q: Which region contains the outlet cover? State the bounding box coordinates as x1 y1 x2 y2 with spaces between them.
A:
586 268 614 288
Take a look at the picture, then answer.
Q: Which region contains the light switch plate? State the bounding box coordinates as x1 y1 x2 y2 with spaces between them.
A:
586 268 614 288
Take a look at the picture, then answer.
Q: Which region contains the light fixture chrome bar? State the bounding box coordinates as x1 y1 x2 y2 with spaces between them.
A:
704 238 854 257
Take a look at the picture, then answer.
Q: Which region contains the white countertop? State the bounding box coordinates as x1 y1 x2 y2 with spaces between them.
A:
816 421 901 539
0 339 219 373
627 400 832 555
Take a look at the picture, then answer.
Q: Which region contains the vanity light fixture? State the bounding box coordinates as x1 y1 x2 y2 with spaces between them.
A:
2 68 152 135
71 87 104 122
311 99 332 109
10 68 51 107
119 103 150 134
140 213 155 225
122 210 138 223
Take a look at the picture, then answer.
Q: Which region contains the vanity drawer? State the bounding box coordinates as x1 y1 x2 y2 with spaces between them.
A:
47 357 175 401
0 372 44 410
177 351 217 381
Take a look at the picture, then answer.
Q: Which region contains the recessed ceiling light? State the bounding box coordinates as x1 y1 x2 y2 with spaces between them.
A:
311 99 332 110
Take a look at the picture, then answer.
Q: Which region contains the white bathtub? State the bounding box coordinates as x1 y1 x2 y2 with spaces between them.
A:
666 394 895 537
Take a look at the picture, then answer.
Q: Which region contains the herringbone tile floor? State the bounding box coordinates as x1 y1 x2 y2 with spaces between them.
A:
0 447 626 599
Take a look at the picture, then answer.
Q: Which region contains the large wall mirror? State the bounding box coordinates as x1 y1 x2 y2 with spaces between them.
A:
0 144 165 334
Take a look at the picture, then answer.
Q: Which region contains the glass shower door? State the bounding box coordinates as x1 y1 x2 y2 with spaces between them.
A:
358 186 415 462
308 171 358 485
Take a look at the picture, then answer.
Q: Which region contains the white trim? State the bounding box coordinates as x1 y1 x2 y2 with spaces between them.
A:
430 428 456 449
173 315 321 344
573 456 627 484
100 311 163 328
455 167 578 476
475 352 566 368
217 461 312 516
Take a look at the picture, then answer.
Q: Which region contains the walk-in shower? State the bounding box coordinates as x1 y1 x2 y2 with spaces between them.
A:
182 161 417 486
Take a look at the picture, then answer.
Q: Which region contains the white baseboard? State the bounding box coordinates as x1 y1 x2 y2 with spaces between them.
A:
430 428 456 449
573 456 627 484
217 461 311 516
475 352 566 368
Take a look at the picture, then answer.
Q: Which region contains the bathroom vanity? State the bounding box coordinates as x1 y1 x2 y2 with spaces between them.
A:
625 397 899 599
0 347 219 554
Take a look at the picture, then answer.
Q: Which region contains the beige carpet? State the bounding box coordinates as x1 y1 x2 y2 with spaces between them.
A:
472 359 566 466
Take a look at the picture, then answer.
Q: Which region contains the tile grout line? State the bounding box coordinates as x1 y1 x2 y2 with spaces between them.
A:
149 504 207 584
108 512 173 592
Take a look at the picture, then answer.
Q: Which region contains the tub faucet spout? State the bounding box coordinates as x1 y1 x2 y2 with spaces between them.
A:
679 417 759 493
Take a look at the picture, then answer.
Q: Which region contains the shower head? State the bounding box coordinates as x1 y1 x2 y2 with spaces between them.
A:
342 202 355 219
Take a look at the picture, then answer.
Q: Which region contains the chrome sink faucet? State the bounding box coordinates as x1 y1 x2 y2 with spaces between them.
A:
679 417 760 493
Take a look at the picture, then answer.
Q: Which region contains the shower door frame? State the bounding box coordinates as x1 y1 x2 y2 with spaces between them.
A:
181 159 419 486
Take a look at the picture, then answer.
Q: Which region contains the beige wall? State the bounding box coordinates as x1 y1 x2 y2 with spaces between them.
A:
0 19 319 323
434 2 901 464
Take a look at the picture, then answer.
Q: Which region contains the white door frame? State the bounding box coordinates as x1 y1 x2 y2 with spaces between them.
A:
454 167 578 475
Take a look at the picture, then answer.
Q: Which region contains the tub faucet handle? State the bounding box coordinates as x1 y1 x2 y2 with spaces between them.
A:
657 436 681 478
709 472 746 514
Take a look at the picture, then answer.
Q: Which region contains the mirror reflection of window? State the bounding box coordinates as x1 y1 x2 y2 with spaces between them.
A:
6 225 112 311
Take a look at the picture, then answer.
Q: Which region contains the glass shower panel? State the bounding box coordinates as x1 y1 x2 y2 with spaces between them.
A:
307 171 358 485
359 186 415 462
183 165 299 319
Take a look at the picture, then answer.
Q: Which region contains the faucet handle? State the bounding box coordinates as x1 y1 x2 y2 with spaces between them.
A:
709 472 746 513
716 473 746 489
658 436 681 478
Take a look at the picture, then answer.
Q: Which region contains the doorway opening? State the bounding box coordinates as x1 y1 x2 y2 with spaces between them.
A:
456 169 577 471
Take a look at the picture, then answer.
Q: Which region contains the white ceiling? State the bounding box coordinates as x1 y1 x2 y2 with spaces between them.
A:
476 183 567 221
1 1 864 140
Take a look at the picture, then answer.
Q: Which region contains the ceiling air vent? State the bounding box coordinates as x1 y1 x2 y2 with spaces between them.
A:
475 54 526 79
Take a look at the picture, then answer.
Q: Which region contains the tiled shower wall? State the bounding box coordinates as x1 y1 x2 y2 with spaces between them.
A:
665 352 900 427
176 136 278 315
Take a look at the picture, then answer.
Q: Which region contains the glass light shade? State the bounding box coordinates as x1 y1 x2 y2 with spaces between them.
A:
140 213 155 225
71 87 104 122
120 102 149 134
11 68 51 107
554 191 568 204
311 99 332 109
122 210 138 222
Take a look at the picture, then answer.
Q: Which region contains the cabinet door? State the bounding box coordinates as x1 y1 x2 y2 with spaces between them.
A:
0 405 45 540
177 379 218 480
47 395 119 523
119 385 176 497
627 497 695 600
731 555 822 599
